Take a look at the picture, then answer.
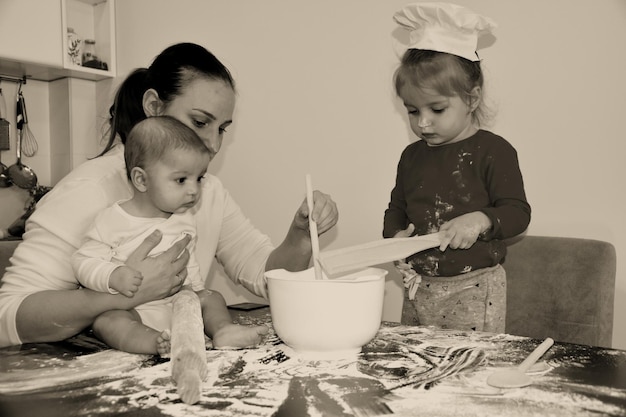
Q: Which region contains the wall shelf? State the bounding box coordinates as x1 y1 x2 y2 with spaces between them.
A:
0 0 116 82
61 0 116 79
0 57 112 83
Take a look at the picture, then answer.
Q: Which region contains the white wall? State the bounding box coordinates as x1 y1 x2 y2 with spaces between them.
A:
112 0 623 349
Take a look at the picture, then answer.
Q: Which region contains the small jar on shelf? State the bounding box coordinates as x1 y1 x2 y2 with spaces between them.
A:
82 39 96 65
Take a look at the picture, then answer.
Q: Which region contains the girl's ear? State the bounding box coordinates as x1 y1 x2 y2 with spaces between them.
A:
142 88 164 117
130 167 149 192
468 86 482 112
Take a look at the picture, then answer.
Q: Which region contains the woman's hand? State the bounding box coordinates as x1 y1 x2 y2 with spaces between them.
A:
124 230 190 304
294 190 338 235
438 212 491 251
266 190 338 273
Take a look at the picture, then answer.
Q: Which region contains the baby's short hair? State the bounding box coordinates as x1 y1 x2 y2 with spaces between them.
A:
124 116 209 180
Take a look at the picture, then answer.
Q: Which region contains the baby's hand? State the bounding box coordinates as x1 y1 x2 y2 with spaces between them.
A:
109 266 144 297
439 212 491 251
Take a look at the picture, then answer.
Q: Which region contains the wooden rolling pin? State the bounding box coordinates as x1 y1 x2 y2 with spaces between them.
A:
171 287 208 404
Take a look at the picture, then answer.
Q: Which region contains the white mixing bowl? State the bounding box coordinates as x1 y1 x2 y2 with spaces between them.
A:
266 267 387 358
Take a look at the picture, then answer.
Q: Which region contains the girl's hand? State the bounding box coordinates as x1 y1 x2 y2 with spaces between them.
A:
124 230 191 303
109 266 143 297
439 212 491 251
294 190 338 235
393 223 415 238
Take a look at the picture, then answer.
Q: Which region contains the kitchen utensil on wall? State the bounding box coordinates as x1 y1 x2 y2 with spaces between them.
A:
0 87 11 187
6 113 38 190
16 90 38 157
0 153 10 187
0 87 10 151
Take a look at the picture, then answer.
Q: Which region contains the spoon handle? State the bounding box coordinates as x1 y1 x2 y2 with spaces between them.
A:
305 174 323 280
518 338 554 373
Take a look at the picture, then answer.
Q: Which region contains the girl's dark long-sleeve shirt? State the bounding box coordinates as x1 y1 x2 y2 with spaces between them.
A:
383 130 531 277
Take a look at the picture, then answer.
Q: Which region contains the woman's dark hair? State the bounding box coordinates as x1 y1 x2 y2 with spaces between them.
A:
394 49 490 126
98 42 235 156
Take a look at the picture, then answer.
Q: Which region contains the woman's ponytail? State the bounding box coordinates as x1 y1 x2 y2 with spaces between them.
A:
98 68 149 156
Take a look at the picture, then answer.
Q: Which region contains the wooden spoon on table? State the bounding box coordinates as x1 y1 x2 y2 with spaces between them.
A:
487 338 554 389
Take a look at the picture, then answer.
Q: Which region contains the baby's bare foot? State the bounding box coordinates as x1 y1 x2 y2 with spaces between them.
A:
157 329 171 357
212 324 269 349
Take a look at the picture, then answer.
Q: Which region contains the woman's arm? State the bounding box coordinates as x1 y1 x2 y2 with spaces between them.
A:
266 190 338 272
15 231 189 344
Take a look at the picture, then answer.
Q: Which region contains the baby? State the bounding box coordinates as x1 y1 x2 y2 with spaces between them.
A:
72 116 267 354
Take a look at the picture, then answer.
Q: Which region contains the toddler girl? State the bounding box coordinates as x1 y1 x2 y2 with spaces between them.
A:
384 2 531 333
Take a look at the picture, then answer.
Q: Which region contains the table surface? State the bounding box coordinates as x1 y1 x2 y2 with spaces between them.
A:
1 307 625 417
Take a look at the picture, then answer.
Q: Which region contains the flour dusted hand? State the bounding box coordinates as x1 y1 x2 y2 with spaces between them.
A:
438 212 492 251
392 223 416 239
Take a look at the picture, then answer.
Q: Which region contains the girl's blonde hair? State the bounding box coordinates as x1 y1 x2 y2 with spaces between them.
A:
394 49 492 127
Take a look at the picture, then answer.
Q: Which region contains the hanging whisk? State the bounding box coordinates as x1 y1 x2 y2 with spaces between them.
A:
16 85 38 157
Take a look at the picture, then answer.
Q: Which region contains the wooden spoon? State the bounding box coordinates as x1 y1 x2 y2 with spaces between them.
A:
318 232 442 277
487 338 554 388
305 174 324 280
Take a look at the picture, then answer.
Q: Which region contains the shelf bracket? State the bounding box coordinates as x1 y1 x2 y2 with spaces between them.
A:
0 75 27 85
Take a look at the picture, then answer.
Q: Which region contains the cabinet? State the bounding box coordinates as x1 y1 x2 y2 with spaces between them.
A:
0 0 116 82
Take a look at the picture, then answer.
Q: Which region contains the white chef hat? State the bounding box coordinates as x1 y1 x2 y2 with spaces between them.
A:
393 2 497 61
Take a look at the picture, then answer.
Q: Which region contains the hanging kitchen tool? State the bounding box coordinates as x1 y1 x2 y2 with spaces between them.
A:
0 154 10 187
0 152 9 187
17 89 38 157
0 87 9 151
6 125 37 189
0 87 11 187
7 82 37 190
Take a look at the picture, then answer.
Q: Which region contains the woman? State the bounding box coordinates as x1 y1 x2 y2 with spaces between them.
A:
0 43 338 348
